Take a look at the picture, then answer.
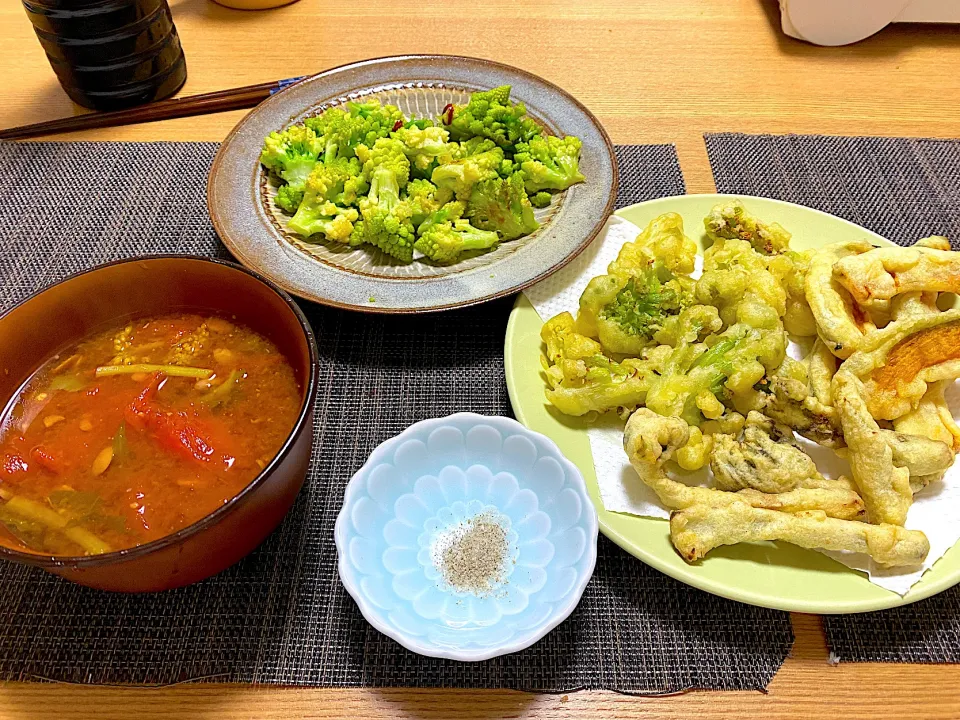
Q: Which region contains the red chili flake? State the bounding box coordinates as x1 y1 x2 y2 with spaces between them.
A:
441 103 454 125
391 120 403 132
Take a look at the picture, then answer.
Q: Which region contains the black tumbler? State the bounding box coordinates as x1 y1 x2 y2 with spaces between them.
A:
21 0 187 111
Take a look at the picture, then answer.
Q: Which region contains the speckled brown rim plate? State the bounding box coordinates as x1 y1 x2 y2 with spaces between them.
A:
207 54 618 313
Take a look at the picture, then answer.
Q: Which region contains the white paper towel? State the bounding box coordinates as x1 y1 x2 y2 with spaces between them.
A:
523 215 960 596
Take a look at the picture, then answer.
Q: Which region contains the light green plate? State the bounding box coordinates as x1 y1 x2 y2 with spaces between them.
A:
505 193 960 613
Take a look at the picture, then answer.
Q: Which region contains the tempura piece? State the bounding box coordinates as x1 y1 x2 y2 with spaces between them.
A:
894 381 960 454
704 199 791 255
623 409 864 520
834 238 960 307
833 371 912 526
697 237 787 330
575 213 698 355
880 429 955 478
613 211 698 277
845 308 960 420
805 239 875 358
761 375 844 448
540 312 660 416
643 322 785 426
712 412 821 494
804 338 839 406
670 503 929 568
884 291 960 456
890 290 939 322
768 250 818 337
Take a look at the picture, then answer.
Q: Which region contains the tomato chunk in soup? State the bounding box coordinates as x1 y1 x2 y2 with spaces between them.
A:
0 314 301 556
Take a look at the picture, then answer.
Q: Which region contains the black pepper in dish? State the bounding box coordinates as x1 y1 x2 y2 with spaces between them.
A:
436 513 508 595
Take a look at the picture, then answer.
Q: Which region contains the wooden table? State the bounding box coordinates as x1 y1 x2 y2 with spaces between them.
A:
1 0 960 717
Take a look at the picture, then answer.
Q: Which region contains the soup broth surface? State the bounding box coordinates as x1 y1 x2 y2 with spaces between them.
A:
0 314 301 556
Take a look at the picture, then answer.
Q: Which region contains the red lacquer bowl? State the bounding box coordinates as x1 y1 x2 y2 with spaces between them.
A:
0 256 319 592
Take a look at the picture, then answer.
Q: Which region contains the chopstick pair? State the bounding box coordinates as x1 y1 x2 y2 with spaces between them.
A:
0 76 306 141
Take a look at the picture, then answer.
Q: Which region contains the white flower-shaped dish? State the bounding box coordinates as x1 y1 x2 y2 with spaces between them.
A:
335 413 599 661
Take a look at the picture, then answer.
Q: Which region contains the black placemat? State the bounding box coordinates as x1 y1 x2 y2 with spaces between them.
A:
0 140 793 690
705 132 960 663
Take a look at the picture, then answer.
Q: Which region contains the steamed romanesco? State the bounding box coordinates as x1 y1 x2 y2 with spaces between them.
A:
259 86 586 265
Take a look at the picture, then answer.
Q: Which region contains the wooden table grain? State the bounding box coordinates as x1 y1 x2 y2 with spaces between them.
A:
1 0 960 717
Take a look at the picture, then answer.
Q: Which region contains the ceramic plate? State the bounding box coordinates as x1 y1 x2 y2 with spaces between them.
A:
208 55 617 313
504 193 960 613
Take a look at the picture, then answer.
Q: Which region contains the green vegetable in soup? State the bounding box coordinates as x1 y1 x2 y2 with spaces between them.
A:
48 375 86 392
48 490 102 517
112 422 128 459
0 494 112 555
95 364 213 379
201 369 245 409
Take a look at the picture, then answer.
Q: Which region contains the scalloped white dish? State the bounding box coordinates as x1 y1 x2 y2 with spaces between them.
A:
334 413 599 661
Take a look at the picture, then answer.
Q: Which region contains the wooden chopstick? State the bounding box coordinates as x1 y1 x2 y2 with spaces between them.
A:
0 76 307 141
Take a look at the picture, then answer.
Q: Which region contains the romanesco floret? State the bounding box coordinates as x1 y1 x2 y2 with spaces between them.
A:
460 137 499 156
392 126 459 171
414 219 499 264
465 173 539 240
513 135 586 192
287 157 366 240
259 124 324 197
444 86 542 149
350 141 416 261
530 191 552 209
404 179 455 227
357 138 410 190
275 185 305 214
288 199 359 243
306 99 404 162
431 147 504 201
351 199 417 261
417 201 466 234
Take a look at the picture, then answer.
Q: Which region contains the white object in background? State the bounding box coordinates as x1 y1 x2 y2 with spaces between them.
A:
780 0 960 46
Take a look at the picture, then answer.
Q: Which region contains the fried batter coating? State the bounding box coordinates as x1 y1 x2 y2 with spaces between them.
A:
876 290 960 460
540 312 660 416
834 239 960 307
880 429 955 478
697 238 787 330
805 338 839 406
833 371 913 526
575 212 698 355
844 309 960 420
890 290 939 321
704 199 792 255
805 240 875 358
762 375 845 448
893 381 960 455
711 412 820 494
669 503 929 567
768 250 817 337
623 409 864 520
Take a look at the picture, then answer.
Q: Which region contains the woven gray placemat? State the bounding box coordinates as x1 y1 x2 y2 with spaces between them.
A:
705 131 960 663
0 140 793 690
